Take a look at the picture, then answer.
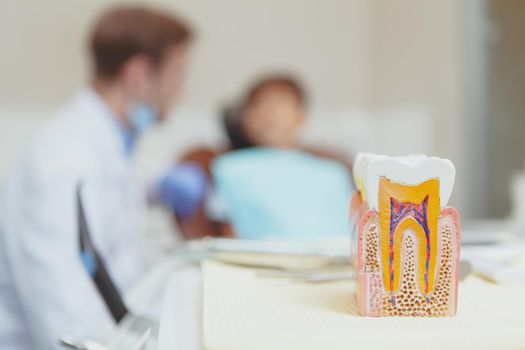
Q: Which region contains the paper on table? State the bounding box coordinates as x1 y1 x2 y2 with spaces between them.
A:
202 260 525 350
462 243 525 283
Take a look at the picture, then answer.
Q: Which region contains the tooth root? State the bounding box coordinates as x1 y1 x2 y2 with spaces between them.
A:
379 177 440 296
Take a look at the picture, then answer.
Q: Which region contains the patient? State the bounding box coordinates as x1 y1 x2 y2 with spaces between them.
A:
173 74 353 238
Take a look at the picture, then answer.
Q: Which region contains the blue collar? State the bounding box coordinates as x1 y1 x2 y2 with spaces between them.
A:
112 118 136 157
88 87 136 157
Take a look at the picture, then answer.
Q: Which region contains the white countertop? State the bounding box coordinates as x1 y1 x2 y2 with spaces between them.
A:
156 238 525 350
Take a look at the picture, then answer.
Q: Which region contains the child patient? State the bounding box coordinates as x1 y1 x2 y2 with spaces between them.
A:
170 74 353 239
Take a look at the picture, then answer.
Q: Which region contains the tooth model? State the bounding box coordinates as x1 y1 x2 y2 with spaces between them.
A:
351 153 460 317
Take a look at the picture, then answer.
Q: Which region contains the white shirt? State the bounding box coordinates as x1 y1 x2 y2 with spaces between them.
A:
0 88 146 349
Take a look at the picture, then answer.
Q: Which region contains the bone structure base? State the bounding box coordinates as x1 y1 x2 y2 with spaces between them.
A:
357 208 460 316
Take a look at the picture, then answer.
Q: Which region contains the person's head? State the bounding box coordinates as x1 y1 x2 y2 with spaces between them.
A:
89 6 193 128
238 75 306 148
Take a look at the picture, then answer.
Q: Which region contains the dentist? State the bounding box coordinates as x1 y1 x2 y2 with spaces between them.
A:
0 6 204 349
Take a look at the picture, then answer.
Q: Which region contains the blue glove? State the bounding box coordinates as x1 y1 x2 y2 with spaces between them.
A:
157 162 209 218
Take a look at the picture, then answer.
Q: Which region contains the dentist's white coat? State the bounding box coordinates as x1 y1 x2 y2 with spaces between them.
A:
0 89 146 349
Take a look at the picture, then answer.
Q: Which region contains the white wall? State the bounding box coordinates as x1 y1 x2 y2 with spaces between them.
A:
365 0 467 211
0 0 472 214
0 0 370 108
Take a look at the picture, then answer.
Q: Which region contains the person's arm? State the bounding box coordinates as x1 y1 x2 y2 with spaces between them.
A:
6 163 114 349
177 205 233 239
157 147 234 239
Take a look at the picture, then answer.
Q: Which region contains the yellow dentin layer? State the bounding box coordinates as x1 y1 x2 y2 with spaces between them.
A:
378 178 440 297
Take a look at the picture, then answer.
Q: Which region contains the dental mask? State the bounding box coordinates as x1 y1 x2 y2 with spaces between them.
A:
128 102 158 136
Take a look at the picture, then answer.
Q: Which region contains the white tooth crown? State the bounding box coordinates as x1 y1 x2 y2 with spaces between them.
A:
353 153 456 210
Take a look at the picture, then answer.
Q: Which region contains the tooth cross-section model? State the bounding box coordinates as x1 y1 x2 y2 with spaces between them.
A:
351 153 460 316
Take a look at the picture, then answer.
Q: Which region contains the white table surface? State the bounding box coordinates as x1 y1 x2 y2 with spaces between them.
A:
156 239 525 350
157 264 202 350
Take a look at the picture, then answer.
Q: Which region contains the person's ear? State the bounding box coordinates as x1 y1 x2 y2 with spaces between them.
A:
120 54 152 99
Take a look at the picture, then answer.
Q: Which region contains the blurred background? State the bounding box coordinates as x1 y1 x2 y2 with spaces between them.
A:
0 0 524 222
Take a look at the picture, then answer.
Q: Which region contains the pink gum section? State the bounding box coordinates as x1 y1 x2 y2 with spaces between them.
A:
441 207 461 316
356 209 379 273
356 209 380 316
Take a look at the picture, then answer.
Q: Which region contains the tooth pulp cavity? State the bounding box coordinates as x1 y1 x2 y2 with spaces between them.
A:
379 177 440 297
